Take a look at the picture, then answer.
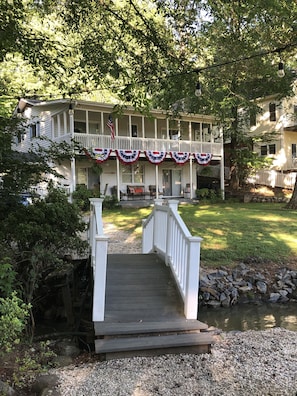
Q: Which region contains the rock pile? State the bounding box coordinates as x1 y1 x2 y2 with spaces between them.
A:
199 263 297 307
244 193 289 203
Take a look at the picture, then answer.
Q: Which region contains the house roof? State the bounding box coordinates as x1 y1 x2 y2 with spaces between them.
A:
14 98 219 123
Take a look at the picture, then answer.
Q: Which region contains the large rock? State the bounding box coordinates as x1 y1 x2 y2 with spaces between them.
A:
256 281 267 294
0 380 17 396
31 374 60 396
269 292 280 303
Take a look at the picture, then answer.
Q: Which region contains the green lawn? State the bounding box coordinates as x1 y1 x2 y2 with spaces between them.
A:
102 202 297 267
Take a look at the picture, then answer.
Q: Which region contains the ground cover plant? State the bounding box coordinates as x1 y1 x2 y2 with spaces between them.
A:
102 202 297 268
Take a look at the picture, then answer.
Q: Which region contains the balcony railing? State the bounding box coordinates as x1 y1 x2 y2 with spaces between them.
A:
73 133 222 156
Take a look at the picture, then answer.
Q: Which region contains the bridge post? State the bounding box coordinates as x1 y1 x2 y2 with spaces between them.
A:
93 235 109 322
168 199 179 212
185 236 203 319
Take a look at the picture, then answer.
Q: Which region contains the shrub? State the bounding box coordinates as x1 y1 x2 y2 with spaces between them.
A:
0 292 31 353
196 188 223 203
0 259 16 298
196 188 210 200
103 195 119 210
72 185 99 211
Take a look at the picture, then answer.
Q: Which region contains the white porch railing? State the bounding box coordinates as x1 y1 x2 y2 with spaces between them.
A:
73 133 222 156
247 170 296 190
142 200 203 319
89 198 109 322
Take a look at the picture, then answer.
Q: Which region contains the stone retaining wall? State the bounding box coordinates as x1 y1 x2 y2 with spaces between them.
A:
199 263 297 307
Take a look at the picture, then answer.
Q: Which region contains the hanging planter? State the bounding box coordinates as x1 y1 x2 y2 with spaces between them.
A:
145 150 167 164
170 151 190 165
116 149 141 164
194 153 212 166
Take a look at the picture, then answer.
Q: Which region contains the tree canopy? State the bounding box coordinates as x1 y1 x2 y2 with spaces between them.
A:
1 1 296 113
1 0 297 188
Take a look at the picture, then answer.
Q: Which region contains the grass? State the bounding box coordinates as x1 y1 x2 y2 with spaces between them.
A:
102 202 297 268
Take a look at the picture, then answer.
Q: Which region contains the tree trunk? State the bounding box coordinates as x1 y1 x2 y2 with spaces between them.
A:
286 178 297 209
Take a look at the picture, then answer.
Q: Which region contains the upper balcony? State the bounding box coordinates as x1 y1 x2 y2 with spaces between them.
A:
70 133 223 157
15 99 224 158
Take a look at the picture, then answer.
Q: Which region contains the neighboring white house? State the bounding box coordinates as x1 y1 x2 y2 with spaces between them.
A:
247 93 297 189
13 98 225 200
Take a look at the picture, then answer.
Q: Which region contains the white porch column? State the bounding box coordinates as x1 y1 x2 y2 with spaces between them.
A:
220 127 225 200
141 115 145 138
101 112 104 136
69 105 76 201
190 156 193 199
155 165 159 199
128 115 131 137
116 157 120 201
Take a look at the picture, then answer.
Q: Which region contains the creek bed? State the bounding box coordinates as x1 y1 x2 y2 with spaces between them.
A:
198 301 297 332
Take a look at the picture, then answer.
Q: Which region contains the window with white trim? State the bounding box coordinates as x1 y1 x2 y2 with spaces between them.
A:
292 144 297 159
269 103 276 122
260 144 276 156
122 164 144 184
30 122 40 139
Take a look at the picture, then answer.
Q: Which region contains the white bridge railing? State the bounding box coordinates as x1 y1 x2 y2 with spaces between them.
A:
89 198 108 322
142 200 203 319
90 198 203 322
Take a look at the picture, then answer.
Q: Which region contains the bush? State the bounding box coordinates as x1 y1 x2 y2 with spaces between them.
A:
0 259 16 298
196 188 223 203
103 195 119 210
196 188 210 200
0 292 31 353
72 185 99 211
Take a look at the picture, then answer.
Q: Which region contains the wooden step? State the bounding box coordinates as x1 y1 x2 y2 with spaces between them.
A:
94 319 208 336
95 332 214 360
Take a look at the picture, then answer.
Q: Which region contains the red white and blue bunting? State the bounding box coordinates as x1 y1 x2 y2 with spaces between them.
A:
170 151 190 165
145 150 167 164
84 148 213 166
194 153 212 166
83 148 112 163
116 149 141 164
91 148 112 163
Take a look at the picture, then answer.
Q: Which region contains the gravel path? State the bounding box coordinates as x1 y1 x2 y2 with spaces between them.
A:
54 328 297 395
52 223 297 396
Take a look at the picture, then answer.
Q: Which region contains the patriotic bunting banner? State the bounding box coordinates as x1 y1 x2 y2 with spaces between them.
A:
145 150 167 164
170 151 190 165
194 153 212 166
91 148 112 163
83 148 112 163
116 149 141 164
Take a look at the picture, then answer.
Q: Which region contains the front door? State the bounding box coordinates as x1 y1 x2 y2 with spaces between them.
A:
162 169 181 196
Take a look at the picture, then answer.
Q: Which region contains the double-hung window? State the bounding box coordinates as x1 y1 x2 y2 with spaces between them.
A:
269 103 276 122
122 164 144 184
260 144 276 156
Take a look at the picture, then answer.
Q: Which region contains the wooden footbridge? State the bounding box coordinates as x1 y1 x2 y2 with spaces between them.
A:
89 199 214 360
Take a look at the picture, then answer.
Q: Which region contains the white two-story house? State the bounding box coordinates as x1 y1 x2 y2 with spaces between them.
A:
14 98 225 201
248 93 297 189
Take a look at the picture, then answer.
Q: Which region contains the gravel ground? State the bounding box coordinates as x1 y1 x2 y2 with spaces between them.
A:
53 328 297 395
52 222 297 396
